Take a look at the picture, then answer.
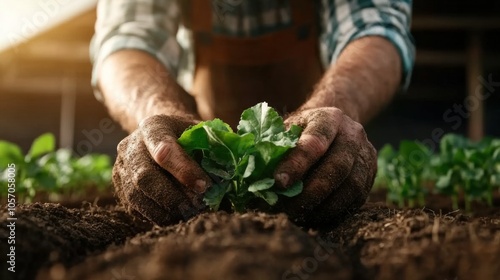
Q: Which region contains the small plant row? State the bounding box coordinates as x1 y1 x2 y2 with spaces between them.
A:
0 133 112 203
375 134 500 211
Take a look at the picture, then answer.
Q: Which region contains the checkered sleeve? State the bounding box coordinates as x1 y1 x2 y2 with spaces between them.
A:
320 0 415 90
90 0 182 100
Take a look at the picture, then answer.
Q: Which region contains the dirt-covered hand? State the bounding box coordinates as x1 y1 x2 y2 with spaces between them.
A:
274 107 377 227
113 115 212 226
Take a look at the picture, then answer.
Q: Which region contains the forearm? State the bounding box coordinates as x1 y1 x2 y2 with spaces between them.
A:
303 36 402 124
98 50 199 133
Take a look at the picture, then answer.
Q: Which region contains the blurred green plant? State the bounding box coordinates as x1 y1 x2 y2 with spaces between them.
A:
0 133 112 203
433 134 500 211
375 133 500 211
375 141 432 207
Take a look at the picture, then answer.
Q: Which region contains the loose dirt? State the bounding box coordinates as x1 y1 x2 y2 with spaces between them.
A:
1 194 499 280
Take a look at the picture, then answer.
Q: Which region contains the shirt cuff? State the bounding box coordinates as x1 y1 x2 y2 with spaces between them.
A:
330 25 415 91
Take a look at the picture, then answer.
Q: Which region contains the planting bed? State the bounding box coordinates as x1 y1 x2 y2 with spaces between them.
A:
1 191 499 280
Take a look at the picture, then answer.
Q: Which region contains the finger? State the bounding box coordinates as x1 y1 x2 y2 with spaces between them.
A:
274 108 343 187
119 134 206 211
113 146 175 225
303 131 377 227
127 188 182 226
306 158 371 228
278 118 369 222
115 133 204 226
133 160 206 209
279 139 356 223
139 116 212 194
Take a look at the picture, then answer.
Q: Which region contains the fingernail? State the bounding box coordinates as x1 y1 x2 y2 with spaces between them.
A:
276 173 289 187
194 179 208 193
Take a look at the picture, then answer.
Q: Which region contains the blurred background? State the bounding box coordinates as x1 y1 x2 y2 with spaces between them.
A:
0 0 499 157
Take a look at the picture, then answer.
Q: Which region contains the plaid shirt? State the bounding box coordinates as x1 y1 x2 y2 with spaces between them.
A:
90 0 415 99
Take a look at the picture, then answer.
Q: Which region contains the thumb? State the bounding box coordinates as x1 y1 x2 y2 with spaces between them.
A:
139 115 212 194
274 108 342 187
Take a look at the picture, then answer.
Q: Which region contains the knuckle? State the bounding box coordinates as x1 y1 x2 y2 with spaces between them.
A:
368 142 377 159
302 134 329 157
127 189 147 211
117 181 136 204
139 115 165 129
284 152 308 174
131 166 151 189
352 121 366 137
116 137 130 153
151 137 177 166
152 144 170 166
326 107 344 118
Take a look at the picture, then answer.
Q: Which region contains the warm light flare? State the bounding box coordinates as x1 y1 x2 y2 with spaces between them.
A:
0 0 96 52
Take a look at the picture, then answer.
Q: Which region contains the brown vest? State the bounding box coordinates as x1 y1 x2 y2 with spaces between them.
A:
185 0 323 127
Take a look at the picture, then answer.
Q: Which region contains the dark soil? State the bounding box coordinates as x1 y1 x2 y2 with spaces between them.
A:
0 203 151 280
1 194 499 280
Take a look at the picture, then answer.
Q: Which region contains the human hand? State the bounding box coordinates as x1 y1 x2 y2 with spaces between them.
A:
113 115 213 226
273 107 377 227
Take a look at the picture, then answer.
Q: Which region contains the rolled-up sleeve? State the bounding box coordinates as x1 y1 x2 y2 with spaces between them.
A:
320 0 415 90
90 0 181 100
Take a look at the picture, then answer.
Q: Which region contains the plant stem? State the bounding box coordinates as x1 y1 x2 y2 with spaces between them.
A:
463 181 471 212
464 196 471 212
417 192 425 207
232 201 246 213
486 185 493 207
408 199 414 208
451 194 459 210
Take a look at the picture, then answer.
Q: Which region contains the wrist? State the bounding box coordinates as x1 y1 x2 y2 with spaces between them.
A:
301 37 401 125
135 92 200 125
301 75 362 122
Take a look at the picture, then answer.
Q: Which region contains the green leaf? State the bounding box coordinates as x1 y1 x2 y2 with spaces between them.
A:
178 103 303 212
275 180 303 197
378 144 396 160
202 158 233 180
399 141 431 162
34 170 58 189
237 102 285 143
452 148 466 163
27 133 55 159
203 182 230 211
178 119 234 153
251 142 290 179
435 171 452 189
216 130 255 159
178 122 210 153
440 134 469 157
490 173 500 186
248 178 275 192
272 125 302 147
491 148 500 162
284 124 302 141
253 191 278 205
54 149 73 164
204 126 254 166
0 141 23 168
255 142 290 166
239 155 255 179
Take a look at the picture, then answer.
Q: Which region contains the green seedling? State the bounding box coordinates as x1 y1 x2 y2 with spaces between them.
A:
376 141 431 207
376 133 500 211
434 134 500 211
0 133 112 202
178 102 303 212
